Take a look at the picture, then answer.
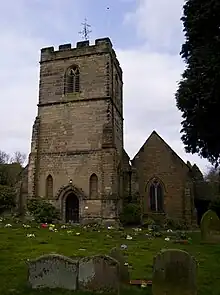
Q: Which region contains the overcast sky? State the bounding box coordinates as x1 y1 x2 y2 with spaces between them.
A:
0 0 211 173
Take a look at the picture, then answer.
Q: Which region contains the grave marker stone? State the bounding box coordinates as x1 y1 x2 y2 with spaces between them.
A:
152 249 197 295
27 254 78 290
78 254 120 293
200 210 220 243
109 247 130 284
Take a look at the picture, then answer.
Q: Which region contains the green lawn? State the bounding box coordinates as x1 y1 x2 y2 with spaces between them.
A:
0 221 220 295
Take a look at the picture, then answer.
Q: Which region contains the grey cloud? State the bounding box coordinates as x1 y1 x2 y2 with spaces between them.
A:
0 0 210 174
125 0 185 52
118 0 210 173
0 1 81 157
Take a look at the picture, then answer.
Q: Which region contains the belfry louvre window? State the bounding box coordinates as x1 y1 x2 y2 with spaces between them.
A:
65 66 80 93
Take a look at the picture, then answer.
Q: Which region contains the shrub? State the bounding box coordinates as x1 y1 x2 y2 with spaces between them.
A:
0 185 16 214
164 217 176 229
164 217 189 230
120 203 141 226
27 197 60 223
142 217 156 228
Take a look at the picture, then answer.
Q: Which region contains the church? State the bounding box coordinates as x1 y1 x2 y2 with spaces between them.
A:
17 37 197 225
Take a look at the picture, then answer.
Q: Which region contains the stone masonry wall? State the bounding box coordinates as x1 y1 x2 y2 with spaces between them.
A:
132 132 194 223
38 100 108 153
28 116 40 198
23 38 198 226
27 38 124 223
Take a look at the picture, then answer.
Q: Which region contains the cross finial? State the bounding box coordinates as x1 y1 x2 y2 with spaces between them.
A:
79 18 92 41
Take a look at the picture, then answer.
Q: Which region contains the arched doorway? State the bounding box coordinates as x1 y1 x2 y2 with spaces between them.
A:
65 193 79 223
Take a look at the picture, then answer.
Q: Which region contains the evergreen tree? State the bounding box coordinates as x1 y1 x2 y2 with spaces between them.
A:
176 0 220 167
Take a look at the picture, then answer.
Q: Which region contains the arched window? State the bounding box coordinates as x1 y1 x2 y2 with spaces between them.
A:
149 179 164 212
65 66 80 94
89 174 98 198
46 175 53 198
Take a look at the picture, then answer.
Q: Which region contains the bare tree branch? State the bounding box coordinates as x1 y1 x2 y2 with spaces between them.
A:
11 151 26 166
0 151 10 164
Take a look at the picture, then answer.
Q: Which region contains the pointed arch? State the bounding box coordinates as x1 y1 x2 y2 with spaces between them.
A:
55 184 85 223
65 193 79 223
146 177 165 213
89 173 98 198
46 174 53 198
64 65 80 94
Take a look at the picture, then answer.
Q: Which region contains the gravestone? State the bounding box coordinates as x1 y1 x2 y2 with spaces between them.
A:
109 247 130 284
27 254 78 290
78 254 120 293
152 249 197 295
200 210 220 243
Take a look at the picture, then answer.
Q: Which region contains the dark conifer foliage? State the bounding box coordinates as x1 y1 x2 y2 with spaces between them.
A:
176 0 220 167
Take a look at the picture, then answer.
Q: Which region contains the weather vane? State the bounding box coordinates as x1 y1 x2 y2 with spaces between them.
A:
79 18 92 41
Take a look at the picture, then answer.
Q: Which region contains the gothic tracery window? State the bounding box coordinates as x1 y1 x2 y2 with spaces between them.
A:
46 174 53 198
65 66 80 94
89 173 98 198
149 179 164 212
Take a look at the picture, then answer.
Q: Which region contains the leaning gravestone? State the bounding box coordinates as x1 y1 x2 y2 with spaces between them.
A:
27 254 78 290
200 210 220 243
109 247 130 284
152 249 197 295
78 255 120 294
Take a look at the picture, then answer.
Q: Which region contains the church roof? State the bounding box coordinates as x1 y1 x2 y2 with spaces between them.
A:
132 130 191 171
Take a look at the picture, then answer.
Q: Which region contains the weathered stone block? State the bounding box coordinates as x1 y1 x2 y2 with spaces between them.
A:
27 254 78 290
152 249 197 295
109 247 130 284
83 200 102 217
78 255 120 293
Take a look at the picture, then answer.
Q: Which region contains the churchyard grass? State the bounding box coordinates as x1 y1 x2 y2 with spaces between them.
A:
0 221 220 295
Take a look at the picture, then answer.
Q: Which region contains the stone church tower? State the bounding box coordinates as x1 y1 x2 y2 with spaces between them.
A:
28 38 124 225
15 37 198 226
